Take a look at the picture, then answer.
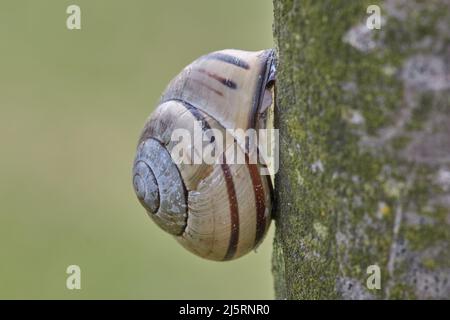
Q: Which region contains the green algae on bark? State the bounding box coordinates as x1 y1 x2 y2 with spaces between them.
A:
272 0 450 299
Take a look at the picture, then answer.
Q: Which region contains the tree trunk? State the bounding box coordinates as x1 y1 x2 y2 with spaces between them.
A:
272 0 450 299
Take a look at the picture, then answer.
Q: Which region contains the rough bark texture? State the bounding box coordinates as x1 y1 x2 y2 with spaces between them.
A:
272 0 450 299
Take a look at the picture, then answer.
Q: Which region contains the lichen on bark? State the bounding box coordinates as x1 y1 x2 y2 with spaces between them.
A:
272 0 450 299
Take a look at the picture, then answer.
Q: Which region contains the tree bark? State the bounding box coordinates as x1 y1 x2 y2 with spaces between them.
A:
272 0 450 299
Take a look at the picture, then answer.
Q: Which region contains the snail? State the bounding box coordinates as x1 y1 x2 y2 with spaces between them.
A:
132 49 276 261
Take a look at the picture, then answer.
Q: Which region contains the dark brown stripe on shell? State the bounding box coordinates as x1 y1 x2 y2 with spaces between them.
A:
177 100 216 144
177 100 239 260
196 68 237 89
206 52 250 70
245 154 267 247
191 78 224 96
221 154 240 261
179 100 212 131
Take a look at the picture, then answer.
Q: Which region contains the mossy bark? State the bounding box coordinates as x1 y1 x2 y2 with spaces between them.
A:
272 0 450 299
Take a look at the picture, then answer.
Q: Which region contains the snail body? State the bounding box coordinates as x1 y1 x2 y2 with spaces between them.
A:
133 49 275 261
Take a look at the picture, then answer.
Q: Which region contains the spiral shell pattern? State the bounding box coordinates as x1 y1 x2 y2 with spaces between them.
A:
133 49 275 260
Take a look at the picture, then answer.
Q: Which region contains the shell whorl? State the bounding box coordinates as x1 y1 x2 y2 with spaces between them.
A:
133 49 275 260
133 138 187 235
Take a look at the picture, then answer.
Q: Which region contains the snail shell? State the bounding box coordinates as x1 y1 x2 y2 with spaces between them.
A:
133 49 275 261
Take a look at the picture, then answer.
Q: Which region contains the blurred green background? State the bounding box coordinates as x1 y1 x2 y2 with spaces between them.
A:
0 0 274 299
